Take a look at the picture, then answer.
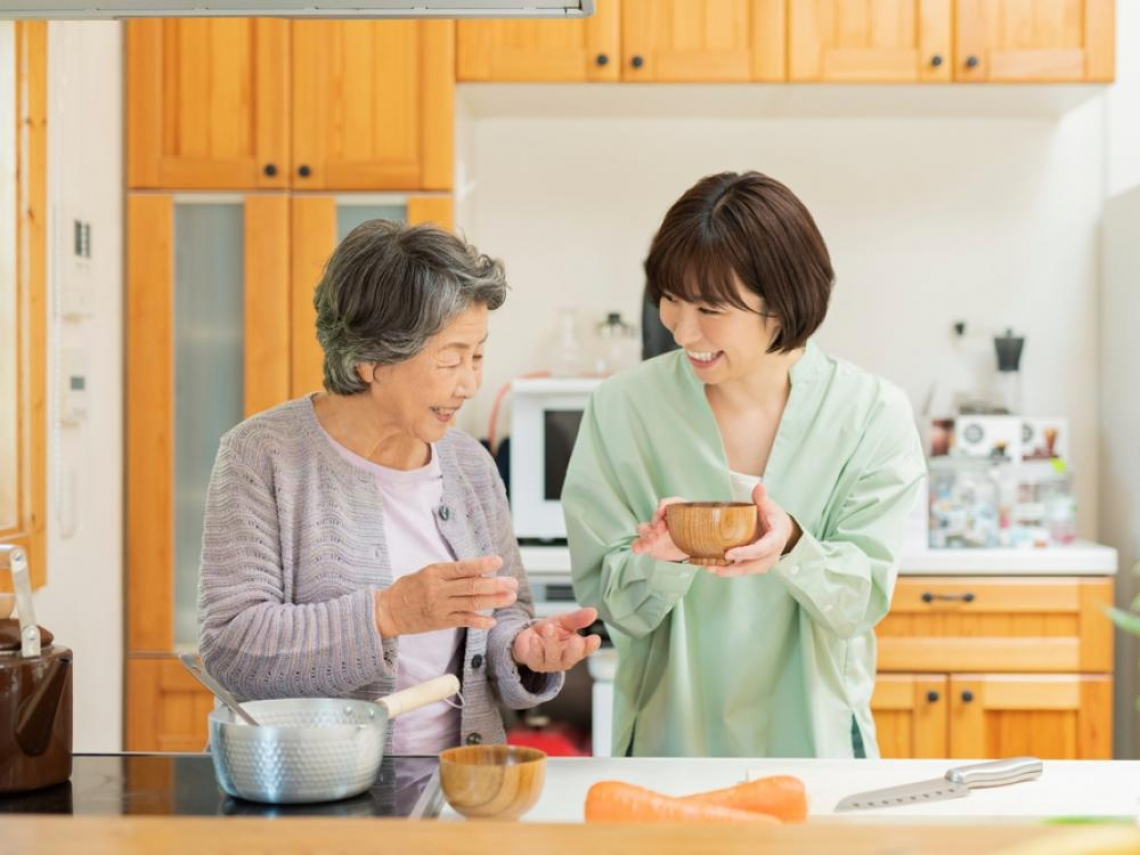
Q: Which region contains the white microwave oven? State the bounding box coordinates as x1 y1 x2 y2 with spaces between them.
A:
509 377 602 542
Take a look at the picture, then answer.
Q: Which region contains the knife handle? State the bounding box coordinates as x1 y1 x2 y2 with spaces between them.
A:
945 757 1043 789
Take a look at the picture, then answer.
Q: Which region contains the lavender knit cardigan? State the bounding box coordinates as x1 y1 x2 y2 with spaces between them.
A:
197 396 563 746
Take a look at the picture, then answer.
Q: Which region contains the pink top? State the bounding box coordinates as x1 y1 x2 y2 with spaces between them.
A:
319 426 462 755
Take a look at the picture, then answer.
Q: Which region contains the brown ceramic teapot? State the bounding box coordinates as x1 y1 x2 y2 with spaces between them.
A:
0 545 72 794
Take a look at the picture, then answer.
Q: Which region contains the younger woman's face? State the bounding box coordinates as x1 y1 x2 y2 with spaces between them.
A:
657 276 781 386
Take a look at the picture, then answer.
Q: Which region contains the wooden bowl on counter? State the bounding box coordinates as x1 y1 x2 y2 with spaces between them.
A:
665 502 758 566
438 745 546 821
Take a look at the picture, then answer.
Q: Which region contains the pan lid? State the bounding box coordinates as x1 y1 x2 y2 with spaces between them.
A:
0 619 53 654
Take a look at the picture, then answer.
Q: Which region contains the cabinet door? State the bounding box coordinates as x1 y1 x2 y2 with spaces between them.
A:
292 21 454 191
871 674 948 758
457 0 620 81
290 196 455 398
127 18 291 190
789 0 951 82
621 0 785 82
949 675 1112 759
126 657 213 752
127 194 290 655
956 0 1114 82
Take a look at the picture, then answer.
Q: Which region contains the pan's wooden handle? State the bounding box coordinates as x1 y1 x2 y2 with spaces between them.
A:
378 674 460 720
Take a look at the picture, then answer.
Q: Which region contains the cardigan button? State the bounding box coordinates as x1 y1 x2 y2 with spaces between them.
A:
465 732 483 745
471 654 484 669
438 505 451 521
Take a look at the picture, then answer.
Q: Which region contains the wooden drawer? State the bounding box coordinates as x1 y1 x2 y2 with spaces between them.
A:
877 577 1113 673
871 674 948 759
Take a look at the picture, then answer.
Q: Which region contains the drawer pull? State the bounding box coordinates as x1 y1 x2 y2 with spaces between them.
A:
926 690 940 703
961 690 975 703
921 591 976 604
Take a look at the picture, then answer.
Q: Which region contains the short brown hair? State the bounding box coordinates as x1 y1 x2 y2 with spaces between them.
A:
645 171 834 353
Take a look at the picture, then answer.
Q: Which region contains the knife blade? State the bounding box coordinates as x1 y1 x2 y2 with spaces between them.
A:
834 757 1043 813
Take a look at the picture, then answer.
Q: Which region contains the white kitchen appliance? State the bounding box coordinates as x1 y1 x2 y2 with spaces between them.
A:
509 377 600 542
0 0 592 18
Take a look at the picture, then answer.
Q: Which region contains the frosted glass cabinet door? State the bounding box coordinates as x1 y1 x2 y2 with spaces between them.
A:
127 193 290 654
172 202 245 648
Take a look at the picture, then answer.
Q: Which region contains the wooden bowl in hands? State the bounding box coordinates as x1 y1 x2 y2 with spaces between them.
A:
664 502 758 566
439 745 546 820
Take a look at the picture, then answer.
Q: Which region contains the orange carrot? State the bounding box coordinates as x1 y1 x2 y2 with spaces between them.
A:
682 775 808 823
585 781 782 824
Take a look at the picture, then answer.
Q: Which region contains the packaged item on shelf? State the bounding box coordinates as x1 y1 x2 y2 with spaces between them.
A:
952 415 1023 462
928 457 1002 548
1021 417 1070 464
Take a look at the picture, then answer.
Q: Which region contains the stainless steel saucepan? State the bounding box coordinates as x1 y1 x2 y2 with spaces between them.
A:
183 655 459 805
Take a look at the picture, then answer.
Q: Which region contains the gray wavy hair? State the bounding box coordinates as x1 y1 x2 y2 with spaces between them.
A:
314 220 507 395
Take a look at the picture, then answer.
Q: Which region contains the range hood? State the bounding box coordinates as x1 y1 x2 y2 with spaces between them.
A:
0 0 593 18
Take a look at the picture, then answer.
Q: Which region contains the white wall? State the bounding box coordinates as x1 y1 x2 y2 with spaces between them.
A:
456 96 1105 540
32 21 124 752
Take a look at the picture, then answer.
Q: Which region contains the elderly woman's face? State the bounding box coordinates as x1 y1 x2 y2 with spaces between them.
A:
366 303 488 444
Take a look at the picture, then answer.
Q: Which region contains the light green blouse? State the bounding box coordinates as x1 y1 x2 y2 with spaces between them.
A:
562 342 926 758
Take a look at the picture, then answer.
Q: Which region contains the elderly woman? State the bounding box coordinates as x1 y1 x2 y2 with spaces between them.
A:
198 221 600 753
564 171 925 759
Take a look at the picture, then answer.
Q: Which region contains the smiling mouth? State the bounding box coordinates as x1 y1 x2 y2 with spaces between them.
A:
685 350 724 367
431 406 459 422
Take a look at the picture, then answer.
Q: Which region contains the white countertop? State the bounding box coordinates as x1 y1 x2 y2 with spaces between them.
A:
520 541 1118 586
438 757 1140 823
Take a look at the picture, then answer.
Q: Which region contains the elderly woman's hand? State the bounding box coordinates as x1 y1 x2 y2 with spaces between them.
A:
717 482 802 578
374 555 518 638
511 607 602 673
630 497 690 563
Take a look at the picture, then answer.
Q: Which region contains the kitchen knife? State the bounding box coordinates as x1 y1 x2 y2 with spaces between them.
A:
834 757 1043 812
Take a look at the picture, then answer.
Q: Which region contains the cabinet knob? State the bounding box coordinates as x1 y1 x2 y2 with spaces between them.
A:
595 53 609 67
961 690 975 703
297 164 312 178
630 55 645 69
926 690 940 703
263 163 278 177
930 54 944 68
965 55 980 69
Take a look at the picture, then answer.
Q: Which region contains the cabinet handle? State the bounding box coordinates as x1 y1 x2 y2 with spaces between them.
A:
930 54 944 68
595 53 609 67
961 690 975 703
263 163 278 177
965 55 980 69
921 591 975 604
630 54 645 69
297 164 312 178
926 690 940 703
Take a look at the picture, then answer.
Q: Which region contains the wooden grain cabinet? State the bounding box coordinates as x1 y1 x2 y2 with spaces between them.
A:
457 0 621 81
292 21 454 190
124 191 452 749
128 19 454 191
872 576 1114 760
457 0 786 82
955 0 1115 82
127 19 291 190
789 0 953 82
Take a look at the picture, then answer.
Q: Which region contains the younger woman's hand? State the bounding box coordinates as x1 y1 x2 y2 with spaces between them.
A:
630 497 690 563
717 482 802 578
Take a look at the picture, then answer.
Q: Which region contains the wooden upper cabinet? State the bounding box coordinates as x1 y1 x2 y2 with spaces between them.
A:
956 0 1115 82
621 0 786 82
457 0 620 82
291 21 455 191
127 19 291 190
789 0 951 82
